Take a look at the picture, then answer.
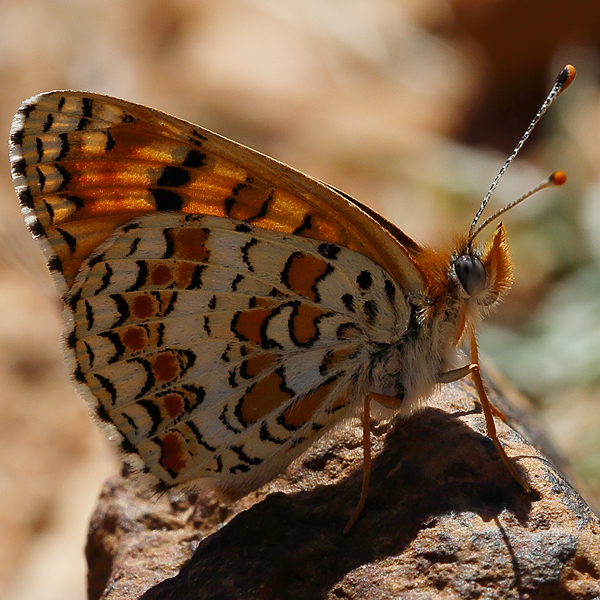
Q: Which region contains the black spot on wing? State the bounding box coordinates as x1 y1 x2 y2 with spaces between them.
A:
94 373 118 405
336 322 362 340
162 229 175 259
55 164 71 191
384 279 396 303
73 363 85 384
229 445 263 468
137 399 163 437
19 189 34 209
157 166 190 187
122 412 138 433
191 130 208 143
42 113 53 133
231 273 244 292
163 292 178 316
221 345 231 363
182 149 206 168
65 195 84 211
84 300 94 330
110 294 131 328
363 300 378 324
82 97 94 118
87 252 105 271
28 218 45 238
229 462 251 474
224 182 249 216
241 238 258 272
186 420 216 452
121 436 139 456
94 263 114 295
65 287 81 313
129 357 155 400
292 214 312 235
84 342 95 369
150 188 183 211
259 421 288 444
65 330 77 350
105 129 115 152
98 331 126 364
56 227 77 253
318 243 340 260
11 158 26 178
35 137 43 162
57 133 70 161
18 102 36 119
187 265 205 290
48 255 63 274
319 350 333 376
125 237 140 257
156 323 165 348
77 117 90 131
10 127 24 147
311 263 334 304
36 167 46 191
356 270 373 291
219 405 242 434
95 403 112 423
247 190 273 223
341 294 355 312
122 222 140 234
228 369 238 388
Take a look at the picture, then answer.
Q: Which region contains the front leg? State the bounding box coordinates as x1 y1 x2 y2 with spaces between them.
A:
438 335 530 493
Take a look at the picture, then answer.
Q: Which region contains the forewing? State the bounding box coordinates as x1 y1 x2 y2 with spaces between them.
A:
9 91 425 297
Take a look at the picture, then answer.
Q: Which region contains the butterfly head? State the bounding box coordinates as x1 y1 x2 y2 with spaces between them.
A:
414 223 512 355
454 222 512 309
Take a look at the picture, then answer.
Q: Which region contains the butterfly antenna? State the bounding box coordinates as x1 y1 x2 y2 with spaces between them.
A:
467 64 576 248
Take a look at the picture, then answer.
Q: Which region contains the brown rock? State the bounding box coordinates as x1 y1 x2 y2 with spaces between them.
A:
86 375 600 600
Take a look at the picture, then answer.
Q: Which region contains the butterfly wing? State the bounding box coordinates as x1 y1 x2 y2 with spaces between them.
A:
67 212 409 491
10 91 425 295
10 91 422 492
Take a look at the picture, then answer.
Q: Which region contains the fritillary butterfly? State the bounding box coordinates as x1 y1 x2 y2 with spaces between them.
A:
9 65 575 531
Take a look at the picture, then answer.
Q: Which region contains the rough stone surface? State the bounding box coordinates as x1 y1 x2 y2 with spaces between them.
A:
86 375 600 600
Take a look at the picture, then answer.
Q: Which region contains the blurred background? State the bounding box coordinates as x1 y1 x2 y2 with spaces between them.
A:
1 0 600 598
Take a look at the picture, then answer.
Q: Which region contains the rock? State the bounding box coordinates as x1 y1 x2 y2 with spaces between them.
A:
86 374 600 600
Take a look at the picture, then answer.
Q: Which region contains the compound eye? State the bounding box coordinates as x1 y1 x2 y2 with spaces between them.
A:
455 255 486 296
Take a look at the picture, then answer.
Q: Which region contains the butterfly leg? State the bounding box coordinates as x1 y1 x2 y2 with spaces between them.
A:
488 399 508 422
438 335 530 493
344 395 372 533
438 366 507 422
467 360 531 493
344 393 403 533
437 364 472 384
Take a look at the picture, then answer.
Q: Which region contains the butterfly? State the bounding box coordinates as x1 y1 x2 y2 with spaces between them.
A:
9 65 575 532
